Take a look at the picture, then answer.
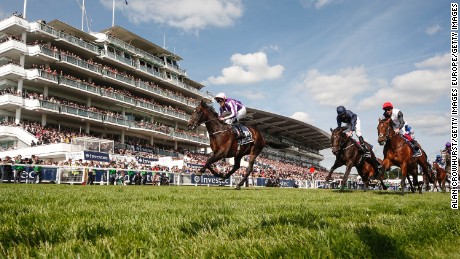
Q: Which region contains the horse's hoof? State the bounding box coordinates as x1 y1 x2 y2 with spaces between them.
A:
235 185 241 190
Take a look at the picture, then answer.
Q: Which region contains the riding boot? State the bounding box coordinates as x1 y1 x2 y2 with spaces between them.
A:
358 136 370 157
233 123 243 139
411 140 421 157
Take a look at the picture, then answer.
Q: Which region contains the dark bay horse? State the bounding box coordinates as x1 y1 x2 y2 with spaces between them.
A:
326 127 387 191
377 118 433 195
187 100 288 190
432 162 450 192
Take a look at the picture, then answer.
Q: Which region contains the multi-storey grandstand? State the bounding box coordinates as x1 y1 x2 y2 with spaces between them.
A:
0 14 334 187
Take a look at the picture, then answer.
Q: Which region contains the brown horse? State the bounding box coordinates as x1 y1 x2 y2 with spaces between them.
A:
326 127 387 191
187 100 288 190
432 162 450 192
377 118 433 195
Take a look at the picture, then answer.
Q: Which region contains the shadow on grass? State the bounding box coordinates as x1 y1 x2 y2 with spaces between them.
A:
331 189 354 193
356 226 409 259
373 191 405 196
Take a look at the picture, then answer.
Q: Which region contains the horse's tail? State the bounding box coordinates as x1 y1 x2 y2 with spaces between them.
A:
266 141 290 149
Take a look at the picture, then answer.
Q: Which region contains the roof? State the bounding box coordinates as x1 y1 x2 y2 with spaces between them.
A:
47 20 98 42
244 107 331 150
99 26 182 61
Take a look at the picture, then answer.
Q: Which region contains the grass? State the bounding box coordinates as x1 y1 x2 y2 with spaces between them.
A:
0 185 458 258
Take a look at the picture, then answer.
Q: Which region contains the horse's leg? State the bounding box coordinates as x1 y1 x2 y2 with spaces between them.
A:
442 175 446 192
360 168 368 192
340 163 353 191
198 153 225 178
400 163 408 196
326 159 343 181
224 155 242 180
236 153 258 190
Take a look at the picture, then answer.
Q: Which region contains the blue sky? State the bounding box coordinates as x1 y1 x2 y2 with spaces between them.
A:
1 0 452 170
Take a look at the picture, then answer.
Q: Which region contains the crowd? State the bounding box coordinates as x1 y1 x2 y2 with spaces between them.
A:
0 148 338 185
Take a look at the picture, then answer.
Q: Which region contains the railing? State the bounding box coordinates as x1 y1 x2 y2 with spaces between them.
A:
100 49 135 67
106 36 137 55
60 55 102 74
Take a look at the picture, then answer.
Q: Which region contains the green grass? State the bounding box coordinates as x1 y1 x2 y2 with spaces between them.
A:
0 185 458 258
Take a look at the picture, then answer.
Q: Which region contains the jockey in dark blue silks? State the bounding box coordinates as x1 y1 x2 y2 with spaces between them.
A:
336 105 381 177
336 106 369 154
214 92 247 138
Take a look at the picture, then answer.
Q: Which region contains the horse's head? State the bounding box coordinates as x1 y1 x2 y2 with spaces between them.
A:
187 100 218 130
377 118 391 145
330 127 349 155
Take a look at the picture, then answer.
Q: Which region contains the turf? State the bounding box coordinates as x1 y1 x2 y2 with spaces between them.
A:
0 185 458 258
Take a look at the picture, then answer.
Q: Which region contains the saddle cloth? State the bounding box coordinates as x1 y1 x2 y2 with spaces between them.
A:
232 125 254 145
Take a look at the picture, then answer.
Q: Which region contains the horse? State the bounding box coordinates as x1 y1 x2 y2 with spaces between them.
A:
326 127 387 191
377 118 433 195
432 162 450 192
187 100 288 190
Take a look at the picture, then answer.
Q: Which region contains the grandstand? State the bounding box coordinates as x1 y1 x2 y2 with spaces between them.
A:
0 14 331 183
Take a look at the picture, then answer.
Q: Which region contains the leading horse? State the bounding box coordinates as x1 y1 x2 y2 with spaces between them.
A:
187 100 288 189
377 118 433 195
326 127 387 191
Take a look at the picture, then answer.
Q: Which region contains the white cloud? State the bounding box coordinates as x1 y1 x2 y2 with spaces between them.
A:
301 66 369 106
358 53 449 109
100 0 243 32
426 24 441 36
236 89 266 100
300 0 335 9
205 52 284 85
408 113 449 136
291 111 314 124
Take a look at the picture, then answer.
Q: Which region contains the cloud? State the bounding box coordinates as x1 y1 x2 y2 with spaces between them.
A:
300 66 369 107
291 111 314 124
300 0 335 9
407 113 450 136
205 52 284 85
358 53 449 109
235 89 266 100
426 24 441 36
100 0 243 32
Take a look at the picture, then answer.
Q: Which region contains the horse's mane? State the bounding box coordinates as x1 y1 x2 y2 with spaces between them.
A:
200 101 224 125
333 126 349 134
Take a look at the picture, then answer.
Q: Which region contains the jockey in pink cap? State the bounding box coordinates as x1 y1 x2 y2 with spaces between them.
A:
214 92 247 138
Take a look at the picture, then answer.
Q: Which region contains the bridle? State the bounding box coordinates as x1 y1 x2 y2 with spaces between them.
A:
189 106 230 135
331 130 353 154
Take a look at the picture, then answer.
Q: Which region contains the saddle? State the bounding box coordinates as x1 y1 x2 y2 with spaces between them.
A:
231 124 253 145
402 137 422 157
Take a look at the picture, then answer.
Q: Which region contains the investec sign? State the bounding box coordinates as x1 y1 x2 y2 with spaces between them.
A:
191 174 230 185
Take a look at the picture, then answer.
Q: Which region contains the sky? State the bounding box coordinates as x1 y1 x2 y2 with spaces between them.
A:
1 0 453 171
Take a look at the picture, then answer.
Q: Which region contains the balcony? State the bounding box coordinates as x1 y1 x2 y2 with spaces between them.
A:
0 39 27 59
99 49 135 70
0 64 25 80
0 16 28 35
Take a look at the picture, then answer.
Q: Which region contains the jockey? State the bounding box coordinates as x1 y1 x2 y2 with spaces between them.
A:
382 102 421 157
441 142 451 166
336 106 369 155
214 92 247 138
434 154 445 167
337 106 381 176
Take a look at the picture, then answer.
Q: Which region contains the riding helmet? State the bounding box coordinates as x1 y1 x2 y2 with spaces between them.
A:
446 142 451 147
382 102 393 110
336 106 346 115
215 92 226 102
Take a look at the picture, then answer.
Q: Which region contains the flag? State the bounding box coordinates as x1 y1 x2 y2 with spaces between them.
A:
125 0 128 4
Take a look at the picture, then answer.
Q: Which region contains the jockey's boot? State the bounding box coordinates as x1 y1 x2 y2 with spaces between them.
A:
233 123 243 139
411 140 422 157
359 136 371 157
